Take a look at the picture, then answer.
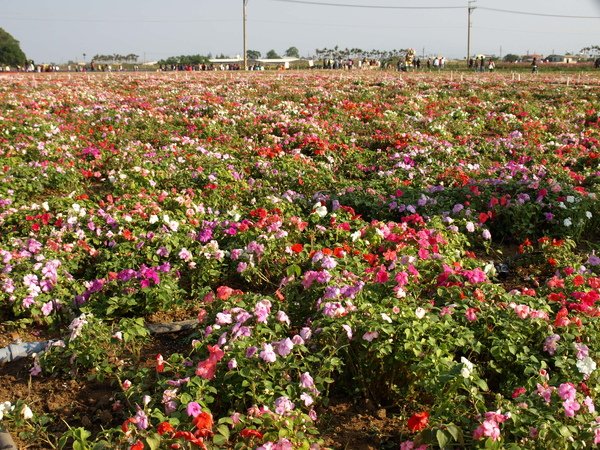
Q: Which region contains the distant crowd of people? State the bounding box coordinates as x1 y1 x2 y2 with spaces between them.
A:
469 56 496 72
320 58 382 70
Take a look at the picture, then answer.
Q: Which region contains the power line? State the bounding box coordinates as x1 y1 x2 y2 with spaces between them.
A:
272 0 600 18
478 7 600 20
272 0 465 10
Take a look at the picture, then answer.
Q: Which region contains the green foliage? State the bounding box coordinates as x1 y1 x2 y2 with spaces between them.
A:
0 27 27 66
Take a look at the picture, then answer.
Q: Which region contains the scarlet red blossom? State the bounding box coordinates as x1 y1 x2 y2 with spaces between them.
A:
172 431 207 449
240 428 264 439
156 354 165 373
157 421 175 436
193 411 214 437
290 243 304 253
407 411 429 432
130 440 144 450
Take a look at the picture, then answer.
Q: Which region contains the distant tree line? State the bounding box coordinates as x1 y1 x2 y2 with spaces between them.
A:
92 54 139 63
0 27 27 66
158 54 211 66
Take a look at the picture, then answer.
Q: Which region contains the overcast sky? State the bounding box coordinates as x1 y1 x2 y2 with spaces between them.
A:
1 0 599 63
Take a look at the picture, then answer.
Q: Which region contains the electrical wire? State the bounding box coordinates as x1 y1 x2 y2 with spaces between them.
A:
272 0 464 10
273 0 600 19
477 6 600 20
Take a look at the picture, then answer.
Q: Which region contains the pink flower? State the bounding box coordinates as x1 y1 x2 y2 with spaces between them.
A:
536 383 553 403
465 308 478 322
259 343 277 363
563 399 580 417
195 345 224 379
557 383 576 401
362 331 379 342
186 401 202 417
473 420 501 441
275 338 294 357
274 397 295 415
254 299 272 323
513 304 530 319
584 396 595 414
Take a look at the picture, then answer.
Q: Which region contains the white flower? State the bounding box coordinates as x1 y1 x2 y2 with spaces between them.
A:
563 218 572 227
586 211 593 219
460 357 474 378
313 203 327 218
381 313 392 323
350 230 361 242
576 357 597 376
149 215 159 224
566 196 575 203
415 307 426 319
21 404 33 420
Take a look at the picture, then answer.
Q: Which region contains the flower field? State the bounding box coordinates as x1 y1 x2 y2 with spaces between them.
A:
0 71 600 449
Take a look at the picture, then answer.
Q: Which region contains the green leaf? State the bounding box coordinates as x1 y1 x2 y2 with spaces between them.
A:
146 433 161 450
446 424 461 442
436 430 449 448
287 264 301 277
559 425 572 438
213 434 228 446
217 424 230 440
473 378 489 391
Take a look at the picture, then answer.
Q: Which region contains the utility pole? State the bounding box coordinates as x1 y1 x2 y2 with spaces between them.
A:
243 0 249 70
467 0 476 66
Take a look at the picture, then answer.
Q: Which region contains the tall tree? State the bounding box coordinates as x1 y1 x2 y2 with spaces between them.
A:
266 49 280 59
0 27 27 66
247 50 261 60
284 46 300 58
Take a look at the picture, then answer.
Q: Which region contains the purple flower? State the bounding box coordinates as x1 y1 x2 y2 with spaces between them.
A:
574 343 589 360
254 299 272 323
245 346 258 358
186 401 202 418
274 396 295 415
300 372 315 389
259 344 277 363
300 392 314 406
134 408 149 430
41 301 54 316
276 338 294 357
198 228 213 243
275 311 290 325
543 334 560 356
178 248 192 262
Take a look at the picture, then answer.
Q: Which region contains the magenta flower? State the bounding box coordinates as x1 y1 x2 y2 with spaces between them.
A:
186 401 202 417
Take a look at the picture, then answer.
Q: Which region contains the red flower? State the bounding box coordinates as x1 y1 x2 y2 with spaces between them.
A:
193 411 214 436
130 440 144 450
173 431 207 449
216 285 234 300
290 243 304 253
157 421 175 436
156 354 165 373
240 428 264 439
512 387 527 398
407 411 429 432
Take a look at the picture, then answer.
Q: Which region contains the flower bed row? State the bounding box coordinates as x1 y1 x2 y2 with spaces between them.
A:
0 72 599 449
